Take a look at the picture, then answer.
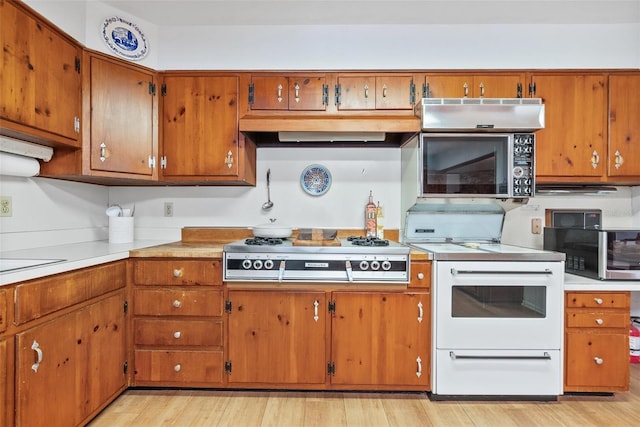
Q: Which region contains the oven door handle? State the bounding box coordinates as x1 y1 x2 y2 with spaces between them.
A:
449 351 552 360
450 269 553 276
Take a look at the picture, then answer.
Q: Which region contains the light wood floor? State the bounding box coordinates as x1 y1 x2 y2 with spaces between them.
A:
89 365 640 427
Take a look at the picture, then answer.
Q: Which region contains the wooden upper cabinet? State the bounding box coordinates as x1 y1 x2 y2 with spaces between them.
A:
531 73 607 181
423 73 524 98
608 74 640 180
89 54 156 178
0 0 81 147
336 75 377 110
248 74 327 111
161 75 248 179
336 74 415 110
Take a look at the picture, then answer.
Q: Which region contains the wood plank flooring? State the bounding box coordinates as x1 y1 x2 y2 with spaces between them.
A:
89 365 640 426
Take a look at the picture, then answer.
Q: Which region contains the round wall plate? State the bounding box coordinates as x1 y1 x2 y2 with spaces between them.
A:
102 16 149 60
300 164 332 196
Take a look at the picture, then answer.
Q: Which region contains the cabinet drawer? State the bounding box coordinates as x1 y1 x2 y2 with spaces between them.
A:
133 289 223 316
565 332 629 390
134 349 224 384
134 260 221 286
566 292 629 309
134 319 223 347
566 311 628 329
14 261 125 324
409 262 431 289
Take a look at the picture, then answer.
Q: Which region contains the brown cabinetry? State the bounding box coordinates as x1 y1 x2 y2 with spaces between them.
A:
423 73 525 98
0 0 82 148
336 74 416 110
160 74 256 184
607 73 640 181
249 74 328 111
564 291 630 392
531 72 607 182
132 258 225 386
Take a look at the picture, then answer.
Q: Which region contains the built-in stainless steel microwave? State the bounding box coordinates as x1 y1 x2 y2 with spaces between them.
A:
419 133 535 198
544 227 640 280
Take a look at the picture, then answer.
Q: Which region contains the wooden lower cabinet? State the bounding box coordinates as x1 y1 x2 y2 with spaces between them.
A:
15 291 127 427
564 291 630 392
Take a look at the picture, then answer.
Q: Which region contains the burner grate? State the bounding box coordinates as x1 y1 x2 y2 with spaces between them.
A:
244 237 284 246
347 236 390 246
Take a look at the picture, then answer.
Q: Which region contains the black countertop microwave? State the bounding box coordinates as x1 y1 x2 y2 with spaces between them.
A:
543 227 640 280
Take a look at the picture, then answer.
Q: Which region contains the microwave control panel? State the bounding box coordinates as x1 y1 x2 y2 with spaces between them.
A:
512 133 535 197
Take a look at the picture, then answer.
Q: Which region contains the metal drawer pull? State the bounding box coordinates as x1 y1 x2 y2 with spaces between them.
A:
99 142 107 162
417 301 424 323
451 269 552 276
449 351 551 360
173 268 183 278
294 83 300 103
364 84 369 98
172 300 181 308
595 318 604 325
416 356 422 378
591 150 600 169
31 340 43 373
594 357 604 365
614 150 624 169
277 84 283 103
313 300 319 322
594 298 603 305
174 364 182 372
173 331 181 339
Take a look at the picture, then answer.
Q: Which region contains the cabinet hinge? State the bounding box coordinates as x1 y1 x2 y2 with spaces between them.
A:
161 83 167 96
409 81 417 105
327 362 335 376
225 360 232 374
160 156 167 169
75 56 81 73
528 82 536 97
322 84 329 105
123 361 128 375
248 83 254 104
225 299 232 313
423 83 431 99
328 300 336 314
517 83 523 99
149 82 156 96
123 300 128 315
334 84 342 105
74 116 80 133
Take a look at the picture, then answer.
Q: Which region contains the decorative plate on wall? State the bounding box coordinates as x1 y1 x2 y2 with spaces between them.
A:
300 164 332 196
101 16 149 60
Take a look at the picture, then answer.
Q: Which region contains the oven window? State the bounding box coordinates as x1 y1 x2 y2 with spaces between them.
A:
452 286 546 318
422 135 509 195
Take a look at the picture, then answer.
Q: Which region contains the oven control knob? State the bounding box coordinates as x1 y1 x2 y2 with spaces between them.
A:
242 259 252 269
264 259 274 270
359 261 369 270
513 166 524 178
370 260 380 270
381 260 392 271
253 260 263 270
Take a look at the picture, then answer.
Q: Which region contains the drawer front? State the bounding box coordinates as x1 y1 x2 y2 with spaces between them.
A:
409 261 431 289
566 311 629 329
134 349 224 384
134 319 223 347
566 292 630 309
134 260 222 286
134 289 224 316
565 332 629 389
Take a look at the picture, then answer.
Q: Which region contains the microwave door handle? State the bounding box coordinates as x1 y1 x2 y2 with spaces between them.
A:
450 268 553 275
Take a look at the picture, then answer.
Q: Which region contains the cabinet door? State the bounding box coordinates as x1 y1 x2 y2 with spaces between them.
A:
288 75 327 111
0 339 7 427
15 293 126 426
532 73 607 179
162 75 240 177
337 75 376 110
375 75 414 110
331 292 430 387
90 56 155 176
249 75 289 110
424 75 472 98
0 0 81 145
424 74 524 98
227 290 327 384
608 74 640 179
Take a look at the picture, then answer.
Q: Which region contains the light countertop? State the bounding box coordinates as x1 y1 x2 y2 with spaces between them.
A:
564 273 640 292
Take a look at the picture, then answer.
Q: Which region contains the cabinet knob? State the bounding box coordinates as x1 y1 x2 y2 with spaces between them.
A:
174 364 182 372
594 298 603 305
173 268 183 278
172 300 181 308
595 318 604 325
417 272 425 280
594 357 604 365
173 331 181 339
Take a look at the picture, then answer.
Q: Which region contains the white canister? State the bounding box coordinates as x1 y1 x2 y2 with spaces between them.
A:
109 216 134 244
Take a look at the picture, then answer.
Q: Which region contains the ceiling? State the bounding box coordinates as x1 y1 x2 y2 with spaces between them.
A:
100 0 640 26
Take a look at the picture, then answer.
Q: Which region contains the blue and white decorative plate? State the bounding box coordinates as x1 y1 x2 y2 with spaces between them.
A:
301 164 332 196
101 16 149 61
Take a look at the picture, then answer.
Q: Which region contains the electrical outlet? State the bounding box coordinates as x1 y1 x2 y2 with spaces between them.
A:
164 202 173 217
0 196 12 217
531 218 542 234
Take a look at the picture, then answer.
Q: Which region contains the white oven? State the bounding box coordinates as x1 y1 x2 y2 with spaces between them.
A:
432 260 564 398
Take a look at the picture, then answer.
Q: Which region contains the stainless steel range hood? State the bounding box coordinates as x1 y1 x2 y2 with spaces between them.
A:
418 98 545 132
